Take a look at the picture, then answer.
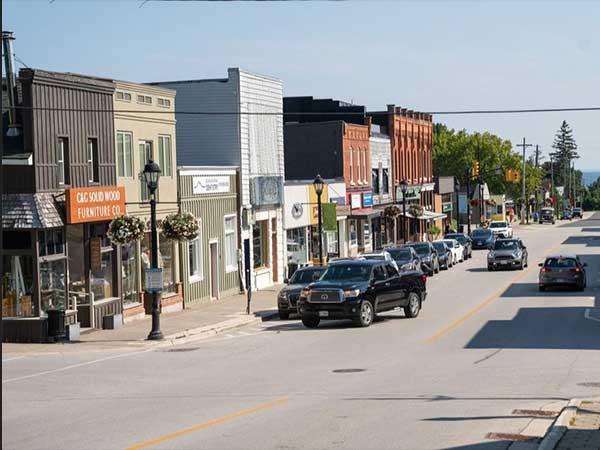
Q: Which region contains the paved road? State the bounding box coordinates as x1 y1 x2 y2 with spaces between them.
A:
3 215 600 450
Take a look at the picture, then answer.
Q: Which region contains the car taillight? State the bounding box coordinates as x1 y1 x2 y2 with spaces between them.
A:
570 268 581 273
541 267 551 272
422 274 427 283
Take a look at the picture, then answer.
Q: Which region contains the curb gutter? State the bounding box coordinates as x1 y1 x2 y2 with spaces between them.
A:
537 398 582 450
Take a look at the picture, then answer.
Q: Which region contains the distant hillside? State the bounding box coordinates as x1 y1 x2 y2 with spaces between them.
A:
582 171 600 186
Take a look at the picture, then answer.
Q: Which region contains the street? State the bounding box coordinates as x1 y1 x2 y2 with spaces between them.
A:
3 215 600 450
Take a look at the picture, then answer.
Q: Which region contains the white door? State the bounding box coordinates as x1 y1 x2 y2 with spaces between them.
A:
209 241 219 300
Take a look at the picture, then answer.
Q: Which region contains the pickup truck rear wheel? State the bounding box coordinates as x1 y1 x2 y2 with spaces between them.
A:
302 316 320 328
404 292 421 318
354 300 374 327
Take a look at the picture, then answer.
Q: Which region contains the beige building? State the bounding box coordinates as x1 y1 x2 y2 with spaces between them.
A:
113 81 182 322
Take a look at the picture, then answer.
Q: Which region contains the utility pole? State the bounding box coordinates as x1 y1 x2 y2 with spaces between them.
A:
534 145 540 215
466 168 472 234
516 138 532 223
550 153 556 215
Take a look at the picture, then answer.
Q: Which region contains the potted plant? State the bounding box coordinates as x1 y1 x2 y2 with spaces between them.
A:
161 212 199 241
408 204 424 218
107 215 146 245
426 224 441 240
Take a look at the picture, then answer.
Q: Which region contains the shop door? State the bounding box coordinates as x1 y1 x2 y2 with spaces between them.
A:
271 218 278 282
209 241 219 300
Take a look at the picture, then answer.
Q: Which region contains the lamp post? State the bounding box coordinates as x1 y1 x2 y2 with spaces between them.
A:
143 160 163 341
400 179 409 243
313 174 325 266
454 178 460 232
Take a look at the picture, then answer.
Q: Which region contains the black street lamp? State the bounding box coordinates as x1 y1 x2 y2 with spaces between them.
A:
400 179 409 243
313 174 325 266
143 160 163 341
454 178 460 232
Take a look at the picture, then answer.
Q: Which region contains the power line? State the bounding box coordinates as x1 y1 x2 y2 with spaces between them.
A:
4 105 600 116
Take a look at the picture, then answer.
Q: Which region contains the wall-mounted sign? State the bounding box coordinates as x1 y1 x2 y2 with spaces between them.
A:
89 237 102 272
442 202 453 213
291 203 303 219
66 186 126 224
396 185 421 201
251 176 283 207
144 268 163 292
192 176 230 195
363 192 373 207
330 197 346 206
350 194 362 209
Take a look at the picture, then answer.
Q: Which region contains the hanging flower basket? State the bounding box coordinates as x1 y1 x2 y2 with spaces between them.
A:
161 212 199 241
384 205 401 219
107 215 146 245
408 204 423 218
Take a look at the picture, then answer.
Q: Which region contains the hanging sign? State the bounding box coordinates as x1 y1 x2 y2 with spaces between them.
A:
66 186 126 224
144 268 163 292
89 237 102 272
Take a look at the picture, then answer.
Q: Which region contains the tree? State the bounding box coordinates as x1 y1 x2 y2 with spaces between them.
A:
551 120 579 188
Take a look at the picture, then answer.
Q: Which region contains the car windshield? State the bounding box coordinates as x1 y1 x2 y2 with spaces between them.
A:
544 258 576 268
447 234 468 244
472 229 491 237
494 240 518 250
289 268 325 284
408 243 431 255
442 240 456 248
490 222 507 228
432 242 446 252
387 249 412 261
320 264 372 282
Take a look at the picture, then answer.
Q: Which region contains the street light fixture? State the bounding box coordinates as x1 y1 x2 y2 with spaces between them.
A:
400 179 409 243
313 174 325 266
143 160 163 341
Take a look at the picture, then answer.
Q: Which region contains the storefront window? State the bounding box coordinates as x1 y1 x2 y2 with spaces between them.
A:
141 233 151 289
286 228 307 265
2 254 35 317
325 231 338 256
358 220 371 248
122 243 139 306
349 220 358 247
67 225 86 296
253 221 268 269
91 250 114 301
40 258 67 313
159 238 176 293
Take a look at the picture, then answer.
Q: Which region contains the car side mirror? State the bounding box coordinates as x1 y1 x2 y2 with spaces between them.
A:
283 278 289 284
538 263 543 267
522 246 527 250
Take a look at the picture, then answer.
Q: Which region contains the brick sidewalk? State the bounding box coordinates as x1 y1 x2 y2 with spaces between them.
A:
554 400 600 450
2 285 281 353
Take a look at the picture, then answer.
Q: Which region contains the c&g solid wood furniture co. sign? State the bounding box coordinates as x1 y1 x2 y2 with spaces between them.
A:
66 186 126 224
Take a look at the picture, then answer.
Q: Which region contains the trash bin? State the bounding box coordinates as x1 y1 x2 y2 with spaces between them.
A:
47 309 66 339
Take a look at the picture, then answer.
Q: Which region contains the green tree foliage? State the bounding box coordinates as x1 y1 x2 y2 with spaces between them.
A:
551 120 579 187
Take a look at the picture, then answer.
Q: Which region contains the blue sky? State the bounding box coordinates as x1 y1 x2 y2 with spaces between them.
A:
3 0 599 168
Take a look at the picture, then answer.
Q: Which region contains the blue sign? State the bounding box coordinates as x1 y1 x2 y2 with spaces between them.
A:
144 268 163 292
363 192 373 207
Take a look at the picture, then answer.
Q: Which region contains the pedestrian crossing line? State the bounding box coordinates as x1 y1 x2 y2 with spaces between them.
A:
584 308 600 323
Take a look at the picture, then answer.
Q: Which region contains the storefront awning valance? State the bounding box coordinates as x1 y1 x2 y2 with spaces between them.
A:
348 209 382 219
399 210 447 221
2 193 64 229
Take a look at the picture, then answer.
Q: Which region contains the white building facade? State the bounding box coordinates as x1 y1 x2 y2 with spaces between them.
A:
152 68 285 290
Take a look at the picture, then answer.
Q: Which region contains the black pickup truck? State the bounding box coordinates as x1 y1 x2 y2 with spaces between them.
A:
297 259 427 328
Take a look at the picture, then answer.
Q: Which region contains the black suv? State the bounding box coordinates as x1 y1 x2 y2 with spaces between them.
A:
278 266 326 319
386 246 422 272
405 242 440 276
444 233 473 259
297 260 427 328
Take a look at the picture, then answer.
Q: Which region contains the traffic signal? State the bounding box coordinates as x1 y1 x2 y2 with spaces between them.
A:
472 160 480 179
505 169 521 183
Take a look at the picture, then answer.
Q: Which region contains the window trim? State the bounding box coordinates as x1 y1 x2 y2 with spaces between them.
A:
137 94 152 105
87 137 100 184
223 214 237 273
188 220 203 281
356 147 361 185
116 131 134 178
157 97 171 108
349 146 355 185
116 91 132 102
57 136 70 186
158 134 172 177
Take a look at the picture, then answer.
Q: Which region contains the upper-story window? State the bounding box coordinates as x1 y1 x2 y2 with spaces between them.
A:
116 131 133 177
116 91 132 102
372 168 380 194
57 137 70 186
157 98 171 108
87 138 99 183
382 168 390 194
356 147 361 184
362 148 368 183
137 95 152 105
349 146 354 185
158 135 172 177
139 140 156 201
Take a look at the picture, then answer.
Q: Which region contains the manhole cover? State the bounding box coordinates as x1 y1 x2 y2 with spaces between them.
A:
578 382 600 388
163 347 200 353
332 368 366 373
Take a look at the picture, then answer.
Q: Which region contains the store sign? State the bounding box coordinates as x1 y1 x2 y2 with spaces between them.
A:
350 194 362 209
396 185 421 201
144 268 163 292
363 192 373 207
66 186 126 224
442 202 453 213
192 176 230 195
89 237 102 272
251 176 283 207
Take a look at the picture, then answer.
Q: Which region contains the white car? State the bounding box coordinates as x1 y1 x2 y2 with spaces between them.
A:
359 251 400 272
489 221 513 238
440 239 464 264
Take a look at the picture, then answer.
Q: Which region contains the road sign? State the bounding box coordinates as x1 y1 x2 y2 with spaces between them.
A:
144 268 163 292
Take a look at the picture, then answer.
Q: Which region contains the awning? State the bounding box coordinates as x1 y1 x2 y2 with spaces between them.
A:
348 208 382 219
398 210 447 221
2 193 64 229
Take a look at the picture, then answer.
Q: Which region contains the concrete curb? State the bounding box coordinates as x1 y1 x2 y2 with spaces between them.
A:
158 310 279 348
537 398 582 450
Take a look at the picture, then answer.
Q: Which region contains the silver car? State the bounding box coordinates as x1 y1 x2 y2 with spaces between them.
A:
487 238 528 271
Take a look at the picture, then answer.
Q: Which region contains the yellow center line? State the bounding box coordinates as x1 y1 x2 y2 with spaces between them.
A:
425 242 563 344
124 397 288 450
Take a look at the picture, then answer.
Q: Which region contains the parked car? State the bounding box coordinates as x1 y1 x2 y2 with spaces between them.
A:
297 259 427 328
538 254 586 292
441 238 464 264
572 207 583 219
359 251 399 272
386 247 422 272
278 266 327 319
489 220 513 238
487 238 528 271
470 228 496 250
561 209 573 220
432 241 452 270
444 233 473 259
539 207 556 224
405 241 440 276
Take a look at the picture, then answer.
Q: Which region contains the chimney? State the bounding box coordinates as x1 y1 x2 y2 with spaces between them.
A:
2 31 21 137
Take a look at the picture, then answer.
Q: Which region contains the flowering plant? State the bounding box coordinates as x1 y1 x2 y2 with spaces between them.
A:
383 205 401 219
408 204 424 218
107 215 145 245
161 212 199 241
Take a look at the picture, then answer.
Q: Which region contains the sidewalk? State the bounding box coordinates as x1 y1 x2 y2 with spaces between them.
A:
538 398 600 450
2 285 281 353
